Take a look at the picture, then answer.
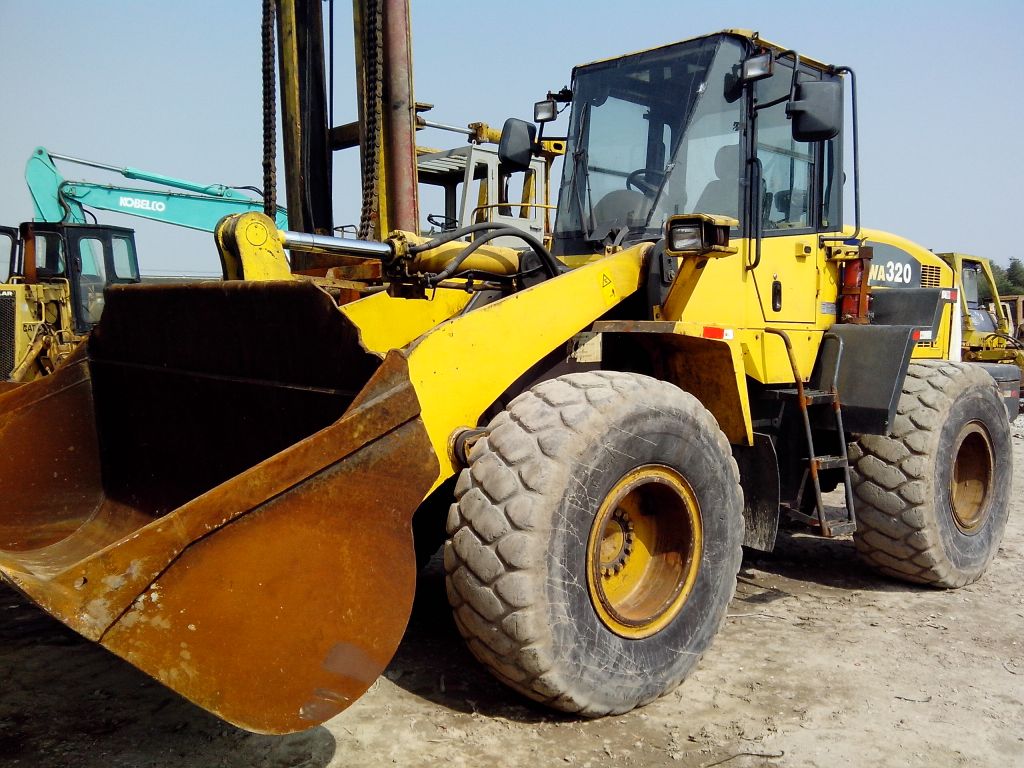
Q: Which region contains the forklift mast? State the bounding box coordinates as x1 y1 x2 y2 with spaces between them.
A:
271 0 419 259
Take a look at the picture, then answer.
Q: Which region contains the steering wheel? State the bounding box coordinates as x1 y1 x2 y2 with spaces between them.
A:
626 168 666 197
427 213 459 232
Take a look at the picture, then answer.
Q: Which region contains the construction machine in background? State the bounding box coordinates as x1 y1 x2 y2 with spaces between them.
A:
26 146 290 232
2 121 556 382
1004 294 1024 339
0 149 284 382
865 240 1023 409
0 221 141 382
0 2 1016 736
938 253 1023 405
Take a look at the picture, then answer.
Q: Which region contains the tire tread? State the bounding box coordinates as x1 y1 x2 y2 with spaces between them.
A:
444 371 742 714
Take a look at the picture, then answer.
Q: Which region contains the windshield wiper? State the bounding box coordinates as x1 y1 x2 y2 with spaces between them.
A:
642 161 676 229
567 103 598 240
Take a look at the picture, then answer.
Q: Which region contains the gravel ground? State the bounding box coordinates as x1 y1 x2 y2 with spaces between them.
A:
2 416 1022 768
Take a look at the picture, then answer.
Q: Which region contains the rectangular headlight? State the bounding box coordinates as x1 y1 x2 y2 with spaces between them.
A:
534 99 558 123
741 52 773 82
663 214 738 258
668 224 703 252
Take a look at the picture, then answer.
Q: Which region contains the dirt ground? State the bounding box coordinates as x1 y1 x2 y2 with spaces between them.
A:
2 417 1022 768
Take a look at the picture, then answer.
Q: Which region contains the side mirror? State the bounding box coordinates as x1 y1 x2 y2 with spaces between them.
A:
498 118 537 172
788 80 842 142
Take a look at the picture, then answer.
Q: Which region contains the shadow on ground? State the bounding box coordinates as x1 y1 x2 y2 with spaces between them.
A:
0 586 335 768
743 504 922 594
0 513 924 767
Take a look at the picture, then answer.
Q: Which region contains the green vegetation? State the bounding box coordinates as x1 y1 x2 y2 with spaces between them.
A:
981 258 1024 301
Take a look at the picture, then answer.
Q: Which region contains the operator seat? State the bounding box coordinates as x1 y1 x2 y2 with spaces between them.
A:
592 189 651 231
693 145 740 219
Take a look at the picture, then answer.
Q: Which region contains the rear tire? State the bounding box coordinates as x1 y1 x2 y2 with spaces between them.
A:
850 361 1012 588
444 371 743 715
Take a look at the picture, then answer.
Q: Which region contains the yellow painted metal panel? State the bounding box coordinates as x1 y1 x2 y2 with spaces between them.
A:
340 287 471 356
663 235 840 384
402 246 648 484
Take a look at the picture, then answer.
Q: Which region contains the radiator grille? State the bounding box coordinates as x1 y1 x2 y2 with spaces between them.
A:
0 294 14 378
917 265 943 348
921 265 942 288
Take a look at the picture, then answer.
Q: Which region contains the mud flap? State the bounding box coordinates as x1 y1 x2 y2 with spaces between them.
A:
732 432 780 552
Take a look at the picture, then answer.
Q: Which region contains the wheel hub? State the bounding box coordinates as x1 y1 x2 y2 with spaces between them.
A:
586 465 703 639
950 421 994 534
599 508 635 577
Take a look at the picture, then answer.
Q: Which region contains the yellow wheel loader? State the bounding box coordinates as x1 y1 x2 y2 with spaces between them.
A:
0 5 1016 736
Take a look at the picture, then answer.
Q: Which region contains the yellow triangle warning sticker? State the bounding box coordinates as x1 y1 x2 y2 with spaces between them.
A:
600 272 616 303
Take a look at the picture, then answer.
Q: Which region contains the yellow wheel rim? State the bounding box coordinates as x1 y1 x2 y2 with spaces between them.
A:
586 465 703 639
950 421 994 534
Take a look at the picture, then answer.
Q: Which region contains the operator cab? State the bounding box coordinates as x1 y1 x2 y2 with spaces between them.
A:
9 222 141 332
506 31 845 257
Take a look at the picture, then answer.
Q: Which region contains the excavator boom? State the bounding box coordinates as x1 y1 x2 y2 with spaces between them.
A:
25 146 289 231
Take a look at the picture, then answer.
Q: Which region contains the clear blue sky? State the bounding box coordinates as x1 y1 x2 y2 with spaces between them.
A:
2 0 1021 274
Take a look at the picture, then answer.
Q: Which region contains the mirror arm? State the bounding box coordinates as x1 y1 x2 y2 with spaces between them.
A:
820 66 860 245
752 49 801 112
779 49 802 105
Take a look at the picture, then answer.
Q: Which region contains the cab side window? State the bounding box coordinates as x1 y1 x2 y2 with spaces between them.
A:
112 236 139 281
0 232 13 283
755 67 815 231
77 237 107 324
34 233 66 276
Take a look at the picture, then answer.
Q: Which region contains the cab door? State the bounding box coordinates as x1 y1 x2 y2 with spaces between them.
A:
749 63 840 326
63 225 141 332
0 226 17 284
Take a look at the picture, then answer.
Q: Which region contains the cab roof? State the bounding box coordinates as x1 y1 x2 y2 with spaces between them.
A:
574 29 832 75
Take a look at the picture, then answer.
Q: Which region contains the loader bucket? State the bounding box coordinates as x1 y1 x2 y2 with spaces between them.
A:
0 281 440 734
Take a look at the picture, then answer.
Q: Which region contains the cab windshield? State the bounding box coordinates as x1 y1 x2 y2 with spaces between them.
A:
554 35 746 248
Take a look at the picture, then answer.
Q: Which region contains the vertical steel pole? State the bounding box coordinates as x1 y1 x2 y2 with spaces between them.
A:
381 0 418 234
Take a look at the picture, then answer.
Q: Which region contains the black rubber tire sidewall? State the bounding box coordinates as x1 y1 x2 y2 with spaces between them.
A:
930 383 1011 575
547 400 741 710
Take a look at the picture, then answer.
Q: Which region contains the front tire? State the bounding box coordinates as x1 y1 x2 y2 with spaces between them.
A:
850 361 1012 588
444 371 743 716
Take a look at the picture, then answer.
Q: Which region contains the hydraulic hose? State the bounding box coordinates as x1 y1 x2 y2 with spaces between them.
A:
424 227 562 286
411 222 563 279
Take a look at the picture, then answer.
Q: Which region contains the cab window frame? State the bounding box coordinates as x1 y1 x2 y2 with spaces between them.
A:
744 56 843 240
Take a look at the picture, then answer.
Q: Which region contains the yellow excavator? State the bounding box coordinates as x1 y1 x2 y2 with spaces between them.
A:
0 222 141 385
0 1 1016 735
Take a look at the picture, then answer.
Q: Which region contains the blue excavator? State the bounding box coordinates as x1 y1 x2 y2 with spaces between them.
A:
25 146 289 232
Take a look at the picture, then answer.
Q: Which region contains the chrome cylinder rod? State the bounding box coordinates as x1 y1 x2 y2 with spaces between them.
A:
281 230 393 258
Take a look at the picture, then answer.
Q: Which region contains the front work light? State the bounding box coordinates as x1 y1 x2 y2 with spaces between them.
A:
741 52 774 83
668 225 702 252
534 99 558 123
664 214 739 258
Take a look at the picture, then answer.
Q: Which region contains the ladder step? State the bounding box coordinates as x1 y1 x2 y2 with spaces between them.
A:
826 521 857 536
815 454 848 470
784 507 857 537
762 388 836 405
